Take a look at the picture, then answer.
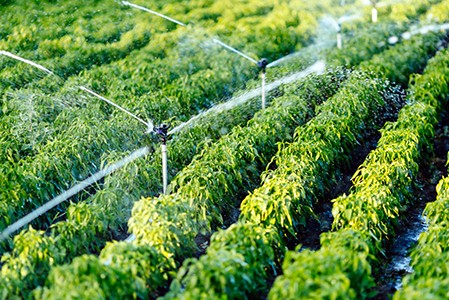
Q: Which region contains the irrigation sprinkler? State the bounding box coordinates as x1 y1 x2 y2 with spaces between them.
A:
257 58 268 109
336 22 343 49
371 0 378 23
153 123 170 194
213 39 269 109
79 87 174 195
122 1 186 27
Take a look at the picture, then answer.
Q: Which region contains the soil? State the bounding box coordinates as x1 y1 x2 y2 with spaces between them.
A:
297 131 382 251
370 110 449 299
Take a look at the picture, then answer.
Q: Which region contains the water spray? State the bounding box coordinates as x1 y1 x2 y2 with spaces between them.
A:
0 146 150 243
122 1 186 27
213 39 269 109
0 50 55 75
153 123 170 194
212 39 258 64
79 86 154 133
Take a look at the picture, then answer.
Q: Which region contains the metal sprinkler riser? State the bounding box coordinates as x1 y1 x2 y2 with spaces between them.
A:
257 58 269 109
153 123 170 195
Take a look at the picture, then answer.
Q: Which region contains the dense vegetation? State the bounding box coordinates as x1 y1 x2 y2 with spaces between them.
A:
1 0 449 299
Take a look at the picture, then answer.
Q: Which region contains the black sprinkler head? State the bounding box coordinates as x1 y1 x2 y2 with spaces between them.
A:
154 123 170 143
258 58 269 72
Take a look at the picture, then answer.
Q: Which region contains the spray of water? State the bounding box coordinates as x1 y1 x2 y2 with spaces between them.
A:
268 12 360 69
388 23 449 44
0 50 55 75
213 39 259 65
79 86 154 133
122 1 186 27
0 146 150 243
338 13 362 24
401 23 449 40
168 60 325 135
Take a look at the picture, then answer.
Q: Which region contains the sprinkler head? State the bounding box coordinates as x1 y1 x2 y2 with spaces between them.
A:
337 22 342 33
154 123 170 143
258 58 269 73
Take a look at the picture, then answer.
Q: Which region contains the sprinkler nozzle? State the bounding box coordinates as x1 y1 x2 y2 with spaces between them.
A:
337 22 342 33
258 58 269 73
154 123 170 143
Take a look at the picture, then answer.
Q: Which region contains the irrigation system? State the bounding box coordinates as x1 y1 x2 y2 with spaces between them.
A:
79 87 174 195
154 124 170 194
7 0 440 243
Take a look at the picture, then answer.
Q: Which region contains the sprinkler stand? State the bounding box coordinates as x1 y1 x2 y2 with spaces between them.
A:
372 7 378 23
337 22 343 49
258 58 268 109
154 124 170 194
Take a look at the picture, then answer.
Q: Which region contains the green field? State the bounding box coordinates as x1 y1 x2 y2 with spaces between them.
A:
1 0 449 299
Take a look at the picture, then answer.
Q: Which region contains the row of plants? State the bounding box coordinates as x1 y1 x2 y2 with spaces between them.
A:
159 30 445 300
27 68 348 299
367 0 443 25
421 0 449 23
268 44 449 299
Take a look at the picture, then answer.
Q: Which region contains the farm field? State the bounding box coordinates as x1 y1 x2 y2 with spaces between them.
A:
1 0 449 299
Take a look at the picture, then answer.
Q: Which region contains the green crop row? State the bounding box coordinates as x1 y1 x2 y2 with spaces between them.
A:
370 0 443 24
421 0 449 22
268 45 449 300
